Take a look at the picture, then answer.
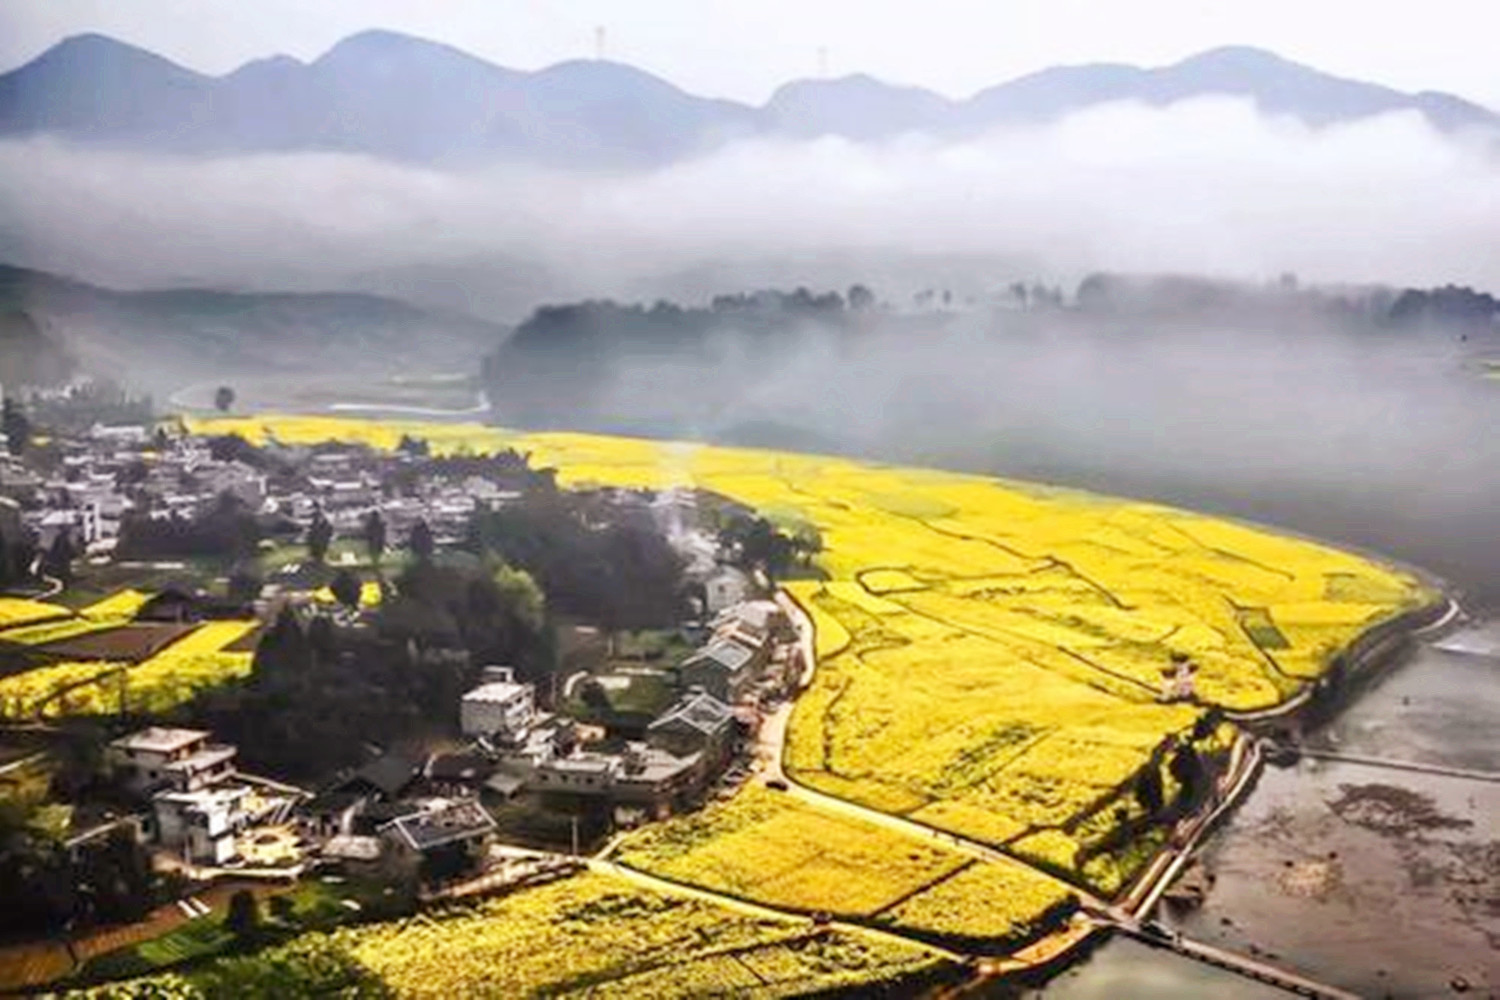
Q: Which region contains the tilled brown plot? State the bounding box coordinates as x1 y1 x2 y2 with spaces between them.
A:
39 623 199 663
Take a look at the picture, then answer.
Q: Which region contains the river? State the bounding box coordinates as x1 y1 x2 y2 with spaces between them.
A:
1032 623 1500 998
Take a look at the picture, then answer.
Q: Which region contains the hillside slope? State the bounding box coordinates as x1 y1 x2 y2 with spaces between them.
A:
0 264 504 387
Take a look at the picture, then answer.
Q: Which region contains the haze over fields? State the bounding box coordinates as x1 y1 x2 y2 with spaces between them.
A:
3 28 1500 607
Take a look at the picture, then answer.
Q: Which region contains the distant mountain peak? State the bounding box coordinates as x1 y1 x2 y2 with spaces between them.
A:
313 28 486 68
0 34 1494 163
19 31 193 74
536 58 681 88
1173 45 1292 69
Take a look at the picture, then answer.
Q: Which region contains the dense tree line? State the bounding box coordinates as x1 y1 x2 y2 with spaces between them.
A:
0 753 158 938
0 310 75 392
116 493 262 562
21 379 152 436
480 287 874 426
0 524 38 589
194 558 548 780
716 514 822 582
466 492 685 631
1387 284 1500 328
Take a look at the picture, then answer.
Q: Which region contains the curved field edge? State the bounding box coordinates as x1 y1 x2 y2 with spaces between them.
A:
185 415 1434 920
64 871 957 999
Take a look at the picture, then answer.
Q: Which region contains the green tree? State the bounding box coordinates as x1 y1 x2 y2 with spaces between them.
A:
1169 742 1207 812
251 605 311 680
329 569 362 611
1191 706 1224 743
847 284 875 311
268 894 296 925
407 519 435 562
578 678 611 717
42 530 76 584
223 889 259 940
226 566 263 605
213 386 236 413
396 434 430 457
1135 763 1164 816
362 510 387 565
2 398 31 456
493 564 545 634
306 511 333 565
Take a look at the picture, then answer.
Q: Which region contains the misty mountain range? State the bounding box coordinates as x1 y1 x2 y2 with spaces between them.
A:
1 31 1495 167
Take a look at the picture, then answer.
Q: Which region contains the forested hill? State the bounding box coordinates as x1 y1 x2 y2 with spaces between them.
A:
0 263 505 389
479 277 1500 438
482 288 874 428
0 309 75 391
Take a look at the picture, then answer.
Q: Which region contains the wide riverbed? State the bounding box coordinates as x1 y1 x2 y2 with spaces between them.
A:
1036 622 1500 998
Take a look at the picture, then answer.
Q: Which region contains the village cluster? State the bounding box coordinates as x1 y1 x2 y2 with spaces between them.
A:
0 415 807 896
106 584 797 885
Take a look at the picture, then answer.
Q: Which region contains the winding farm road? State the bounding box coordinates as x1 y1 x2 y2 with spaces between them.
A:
766 586 1366 997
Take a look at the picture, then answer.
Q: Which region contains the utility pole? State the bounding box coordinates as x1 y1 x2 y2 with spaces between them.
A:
817 46 829 78
570 814 580 857
595 26 606 62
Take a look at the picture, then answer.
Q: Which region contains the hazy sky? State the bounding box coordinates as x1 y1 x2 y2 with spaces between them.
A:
2 0 1499 107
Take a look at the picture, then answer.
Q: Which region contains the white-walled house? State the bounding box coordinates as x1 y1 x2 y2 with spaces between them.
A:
152 786 250 866
460 667 535 741
702 566 752 615
108 726 281 867
107 727 235 796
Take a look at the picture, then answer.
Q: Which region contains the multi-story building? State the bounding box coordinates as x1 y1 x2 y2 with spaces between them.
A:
106 727 237 796
460 667 535 741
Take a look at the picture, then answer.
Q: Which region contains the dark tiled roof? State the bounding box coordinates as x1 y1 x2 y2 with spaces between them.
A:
684 638 754 674
427 752 496 784
389 800 496 852
649 691 733 737
349 752 422 798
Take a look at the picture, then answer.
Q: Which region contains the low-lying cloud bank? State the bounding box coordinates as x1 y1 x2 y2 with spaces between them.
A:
1 98 1498 318
5 97 1500 605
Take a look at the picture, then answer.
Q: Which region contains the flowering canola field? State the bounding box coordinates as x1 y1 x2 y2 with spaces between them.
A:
615 785 1071 949
0 597 71 629
0 589 154 648
337 871 945 997
0 618 257 719
188 415 1431 949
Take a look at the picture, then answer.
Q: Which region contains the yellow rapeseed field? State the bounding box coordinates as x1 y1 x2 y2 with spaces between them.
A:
0 597 71 629
337 871 945 997
122 621 258 713
188 414 1430 900
0 659 126 717
614 785 1072 947
0 589 154 647
0 619 257 719
79 588 154 620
